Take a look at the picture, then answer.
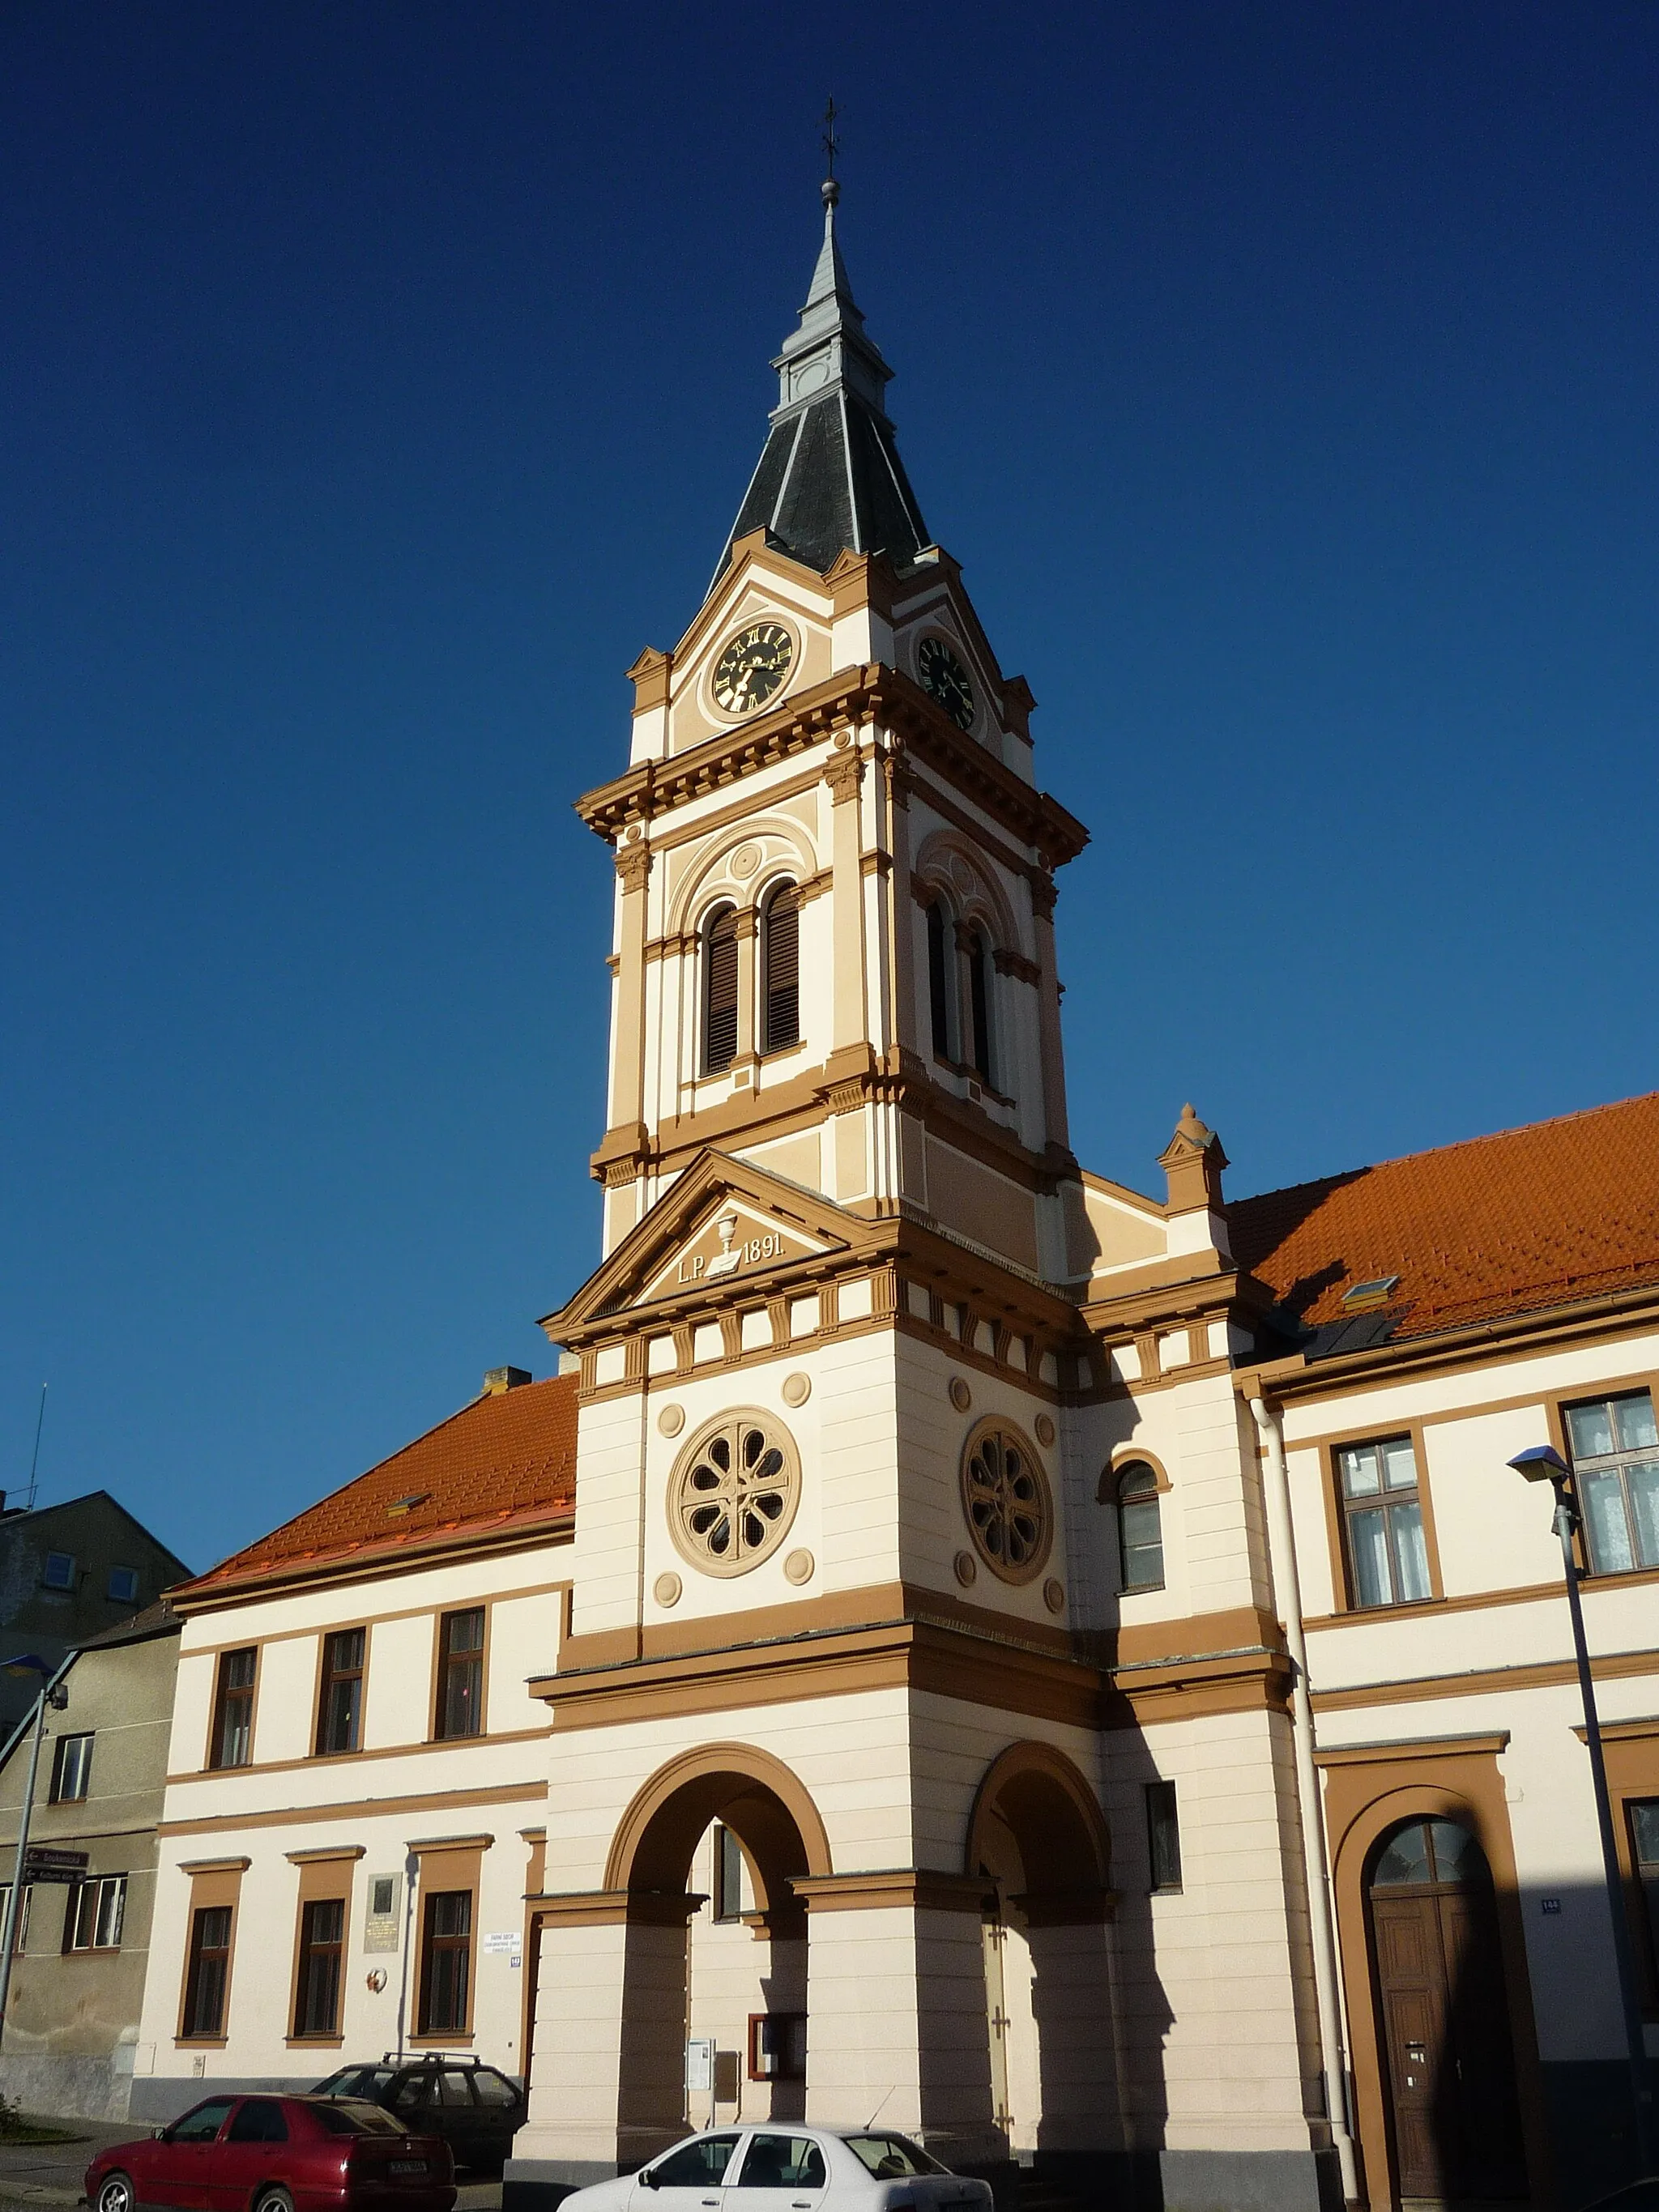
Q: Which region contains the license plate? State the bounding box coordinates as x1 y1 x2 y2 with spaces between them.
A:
390 2160 427 2175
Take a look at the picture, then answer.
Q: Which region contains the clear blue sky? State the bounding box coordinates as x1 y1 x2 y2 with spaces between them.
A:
3 3 1656 1573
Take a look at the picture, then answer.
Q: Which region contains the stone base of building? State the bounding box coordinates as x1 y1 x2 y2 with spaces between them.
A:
129 2074 316 2124
0 2052 141 2125
504 2146 1342 2212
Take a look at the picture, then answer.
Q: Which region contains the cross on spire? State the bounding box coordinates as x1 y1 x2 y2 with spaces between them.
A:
821 96 840 185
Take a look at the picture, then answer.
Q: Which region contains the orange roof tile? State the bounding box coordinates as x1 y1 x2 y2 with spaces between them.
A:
177 1374 578 1600
1229 1092 1659 1346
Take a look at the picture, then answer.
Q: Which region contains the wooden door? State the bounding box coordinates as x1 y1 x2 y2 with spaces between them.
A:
1369 1821 1525 2203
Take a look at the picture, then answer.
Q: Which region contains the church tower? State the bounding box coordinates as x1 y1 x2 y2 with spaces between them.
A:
583 173 1090 1285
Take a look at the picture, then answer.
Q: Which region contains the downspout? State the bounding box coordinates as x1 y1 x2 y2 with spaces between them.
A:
1247 1389 1360 2205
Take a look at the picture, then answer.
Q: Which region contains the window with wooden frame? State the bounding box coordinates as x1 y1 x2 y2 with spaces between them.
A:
926 899 954 1061
417 1889 474 2035
761 880 800 1054
0 1886 33 1954
712 1825 744 1923
292 1896 346 2037
1563 1389 1659 1575
1115 1461 1165 1592
435 1609 485 1741
50 1732 93 1804
1336 1434 1431 1608
1629 1800 1659 1987
316 1628 366 1755
65 1873 126 1953
966 928 994 1085
703 904 739 1074
210 1647 257 1769
748 2011 808 2081
182 1903 234 2038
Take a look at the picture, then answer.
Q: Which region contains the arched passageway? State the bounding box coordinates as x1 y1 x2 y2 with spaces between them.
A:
603 1746 832 2160
966 1743 1123 2157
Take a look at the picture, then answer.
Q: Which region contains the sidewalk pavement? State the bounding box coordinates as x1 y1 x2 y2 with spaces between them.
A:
0 2118 502 2210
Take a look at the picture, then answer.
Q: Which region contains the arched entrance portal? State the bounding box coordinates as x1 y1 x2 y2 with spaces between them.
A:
1367 1816 1526 2202
603 1746 833 2163
966 1744 1122 2158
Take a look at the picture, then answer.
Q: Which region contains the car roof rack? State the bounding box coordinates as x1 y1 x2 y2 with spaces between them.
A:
379 2051 482 2067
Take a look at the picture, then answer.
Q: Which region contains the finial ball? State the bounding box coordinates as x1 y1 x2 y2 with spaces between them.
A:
821 177 841 210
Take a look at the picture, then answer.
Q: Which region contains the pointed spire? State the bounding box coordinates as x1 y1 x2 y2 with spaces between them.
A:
712 160 931 584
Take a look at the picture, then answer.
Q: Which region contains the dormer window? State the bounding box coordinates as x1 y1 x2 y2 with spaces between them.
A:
703 904 739 1074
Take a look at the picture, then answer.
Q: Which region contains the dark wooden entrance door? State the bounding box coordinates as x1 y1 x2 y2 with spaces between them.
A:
1368 1818 1526 2202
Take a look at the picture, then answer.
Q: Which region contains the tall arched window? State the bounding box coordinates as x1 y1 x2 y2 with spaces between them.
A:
967 929 993 1085
703 904 739 1074
1115 1461 1164 1591
761 880 800 1054
926 899 953 1061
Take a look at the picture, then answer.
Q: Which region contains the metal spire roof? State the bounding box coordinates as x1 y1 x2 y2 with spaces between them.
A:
714 179 931 584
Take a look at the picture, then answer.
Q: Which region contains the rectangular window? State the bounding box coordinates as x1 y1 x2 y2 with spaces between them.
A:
107 1565 140 1605
1146 1779 1182 1892
183 1903 233 2038
0 1886 33 1954
293 1897 346 2037
417 1890 472 2035
1631 1799 1659 1982
211 1647 257 1769
1565 1391 1659 1575
1337 1434 1431 1607
747 2013 808 2082
316 1629 365 1755
713 1825 744 1922
434 1609 484 1740
66 1874 127 1953
50 1733 93 1804
42 1552 75 1592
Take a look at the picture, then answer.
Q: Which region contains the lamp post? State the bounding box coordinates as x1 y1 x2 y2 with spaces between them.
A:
1509 1443 1658 2177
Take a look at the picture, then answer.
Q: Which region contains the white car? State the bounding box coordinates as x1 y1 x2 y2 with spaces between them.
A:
560 2125 994 2212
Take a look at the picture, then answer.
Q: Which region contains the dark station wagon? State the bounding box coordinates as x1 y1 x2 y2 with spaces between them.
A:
312 2056 525 2175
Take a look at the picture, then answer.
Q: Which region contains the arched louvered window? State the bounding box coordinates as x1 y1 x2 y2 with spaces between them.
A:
762 881 800 1054
926 900 953 1061
967 930 993 1086
703 904 739 1074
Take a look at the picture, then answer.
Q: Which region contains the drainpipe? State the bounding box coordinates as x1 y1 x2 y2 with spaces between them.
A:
1247 1390 1360 2205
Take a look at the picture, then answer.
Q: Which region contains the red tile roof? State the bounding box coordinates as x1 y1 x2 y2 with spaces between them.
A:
1229 1092 1659 1345
177 1374 578 1602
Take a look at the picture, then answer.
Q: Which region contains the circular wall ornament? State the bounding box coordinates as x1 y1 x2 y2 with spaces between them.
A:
959 1417 1053 1586
1034 1413 1056 1447
1043 1577 1065 1614
654 1571 683 1609
667 1409 801 1578
731 842 761 880
953 1549 978 1588
658 1404 685 1438
782 1372 812 1408
784 1549 815 1585
949 1376 973 1413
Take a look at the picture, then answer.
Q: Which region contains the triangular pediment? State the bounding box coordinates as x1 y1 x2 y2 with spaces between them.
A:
540 1150 861 1340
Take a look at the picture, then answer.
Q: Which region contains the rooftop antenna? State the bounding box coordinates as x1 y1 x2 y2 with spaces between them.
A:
23 1383 45 1511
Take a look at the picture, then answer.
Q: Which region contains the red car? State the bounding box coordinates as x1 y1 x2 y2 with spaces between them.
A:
83 2094 455 2212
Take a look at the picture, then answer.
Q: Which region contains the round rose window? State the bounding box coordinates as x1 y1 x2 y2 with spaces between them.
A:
667 1410 801 1578
960 1419 1052 1584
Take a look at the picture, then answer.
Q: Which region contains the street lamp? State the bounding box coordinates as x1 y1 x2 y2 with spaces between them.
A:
0 1655 68 2052
1509 1443 1658 2177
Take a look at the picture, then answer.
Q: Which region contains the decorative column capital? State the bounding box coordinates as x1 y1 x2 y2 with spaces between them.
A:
615 837 653 893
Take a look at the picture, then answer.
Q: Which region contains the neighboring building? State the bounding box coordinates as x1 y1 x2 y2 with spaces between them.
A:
129 175 1659 2212
130 1365 576 2121
0 1601 182 2117
0 1494 190 1739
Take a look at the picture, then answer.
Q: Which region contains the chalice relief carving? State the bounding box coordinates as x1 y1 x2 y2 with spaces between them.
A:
706 1210 742 1278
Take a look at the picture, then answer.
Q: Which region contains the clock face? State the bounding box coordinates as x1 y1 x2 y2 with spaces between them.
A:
919 635 975 730
712 621 794 716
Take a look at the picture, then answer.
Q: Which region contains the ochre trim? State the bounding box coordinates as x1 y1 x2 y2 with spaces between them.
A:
285 1845 367 1865
603 1743 833 1894
527 1888 705 1929
407 1832 495 1856
966 1740 1113 1908
171 1527 574 1616
1313 1733 1511 1767
178 1856 251 1875
168 1721 551 1790
160 1780 544 1838
792 1869 996 1914
1310 1645 1659 1712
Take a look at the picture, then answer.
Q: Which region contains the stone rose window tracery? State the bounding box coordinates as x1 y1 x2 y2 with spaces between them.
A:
960 1418 1053 1584
668 1410 801 1578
